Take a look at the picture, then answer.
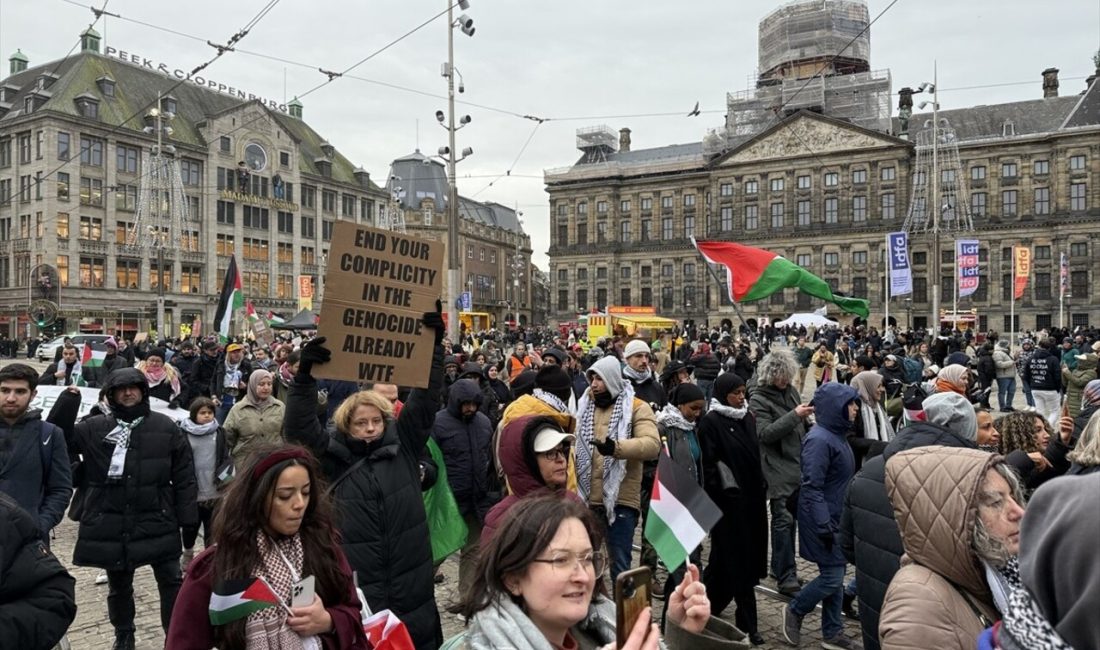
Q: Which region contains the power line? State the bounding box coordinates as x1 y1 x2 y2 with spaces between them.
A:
470 122 544 198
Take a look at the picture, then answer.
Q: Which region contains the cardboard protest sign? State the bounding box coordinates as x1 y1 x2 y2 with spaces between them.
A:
314 222 444 388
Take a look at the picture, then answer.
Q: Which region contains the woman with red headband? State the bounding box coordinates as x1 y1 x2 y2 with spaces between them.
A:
166 445 368 649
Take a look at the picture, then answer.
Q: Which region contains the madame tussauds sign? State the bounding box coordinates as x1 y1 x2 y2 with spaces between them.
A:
104 45 289 113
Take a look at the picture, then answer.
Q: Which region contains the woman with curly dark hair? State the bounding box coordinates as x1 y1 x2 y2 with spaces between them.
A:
996 410 1073 492
166 444 367 649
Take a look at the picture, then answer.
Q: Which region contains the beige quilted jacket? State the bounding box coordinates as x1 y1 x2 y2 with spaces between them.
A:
879 447 1000 650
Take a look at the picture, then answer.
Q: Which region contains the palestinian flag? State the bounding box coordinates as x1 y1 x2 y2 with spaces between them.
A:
694 239 870 318
81 342 107 368
644 450 722 572
214 256 244 343
245 300 259 324
208 577 283 625
266 311 286 325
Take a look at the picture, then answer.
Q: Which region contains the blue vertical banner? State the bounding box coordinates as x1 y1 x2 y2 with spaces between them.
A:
956 239 980 298
887 232 912 297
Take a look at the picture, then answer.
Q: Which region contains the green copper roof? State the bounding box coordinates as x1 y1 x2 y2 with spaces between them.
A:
9 49 28 62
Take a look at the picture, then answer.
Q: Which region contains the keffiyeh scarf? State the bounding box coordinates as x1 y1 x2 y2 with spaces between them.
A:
656 403 694 431
622 365 652 384
575 383 634 524
245 533 313 650
533 388 569 414
104 417 144 479
998 583 1072 650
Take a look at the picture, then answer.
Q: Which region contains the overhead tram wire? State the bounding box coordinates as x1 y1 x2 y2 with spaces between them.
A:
470 121 544 198
3 0 286 220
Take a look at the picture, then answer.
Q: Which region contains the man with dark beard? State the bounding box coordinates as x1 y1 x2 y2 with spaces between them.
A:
622 338 667 410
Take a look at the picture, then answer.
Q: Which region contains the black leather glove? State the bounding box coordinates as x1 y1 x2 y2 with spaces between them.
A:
593 437 616 457
297 336 332 377
819 531 835 552
422 299 445 346
168 398 181 410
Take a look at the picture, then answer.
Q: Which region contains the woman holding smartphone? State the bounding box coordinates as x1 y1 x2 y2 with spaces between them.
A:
448 495 748 650
166 445 368 650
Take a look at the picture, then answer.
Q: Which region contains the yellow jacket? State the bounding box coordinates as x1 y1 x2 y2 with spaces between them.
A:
498 394 578 493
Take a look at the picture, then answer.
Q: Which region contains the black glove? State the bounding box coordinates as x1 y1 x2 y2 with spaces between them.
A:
593 437 616 457
168 398 181 410
422 299 445 346
297 336 332 377
819 531 835 552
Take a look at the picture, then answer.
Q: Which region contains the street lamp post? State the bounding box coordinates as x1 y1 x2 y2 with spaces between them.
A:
914 70 941 333
442 0 476 341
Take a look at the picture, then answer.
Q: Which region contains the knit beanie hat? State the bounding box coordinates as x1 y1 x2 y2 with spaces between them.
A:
623 339 650 359
535 365 572 403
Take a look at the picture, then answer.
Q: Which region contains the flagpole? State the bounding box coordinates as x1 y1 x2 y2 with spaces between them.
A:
1010 246 1016 351
702 261 763 351
883 233 890 335
1059 252 1065 329
952 239 958 335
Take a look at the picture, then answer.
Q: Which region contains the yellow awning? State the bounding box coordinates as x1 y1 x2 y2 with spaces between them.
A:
616 315 678 328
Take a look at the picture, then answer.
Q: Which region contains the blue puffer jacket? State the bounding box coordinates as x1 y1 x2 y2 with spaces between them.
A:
432 378 496 521
798 382 857 567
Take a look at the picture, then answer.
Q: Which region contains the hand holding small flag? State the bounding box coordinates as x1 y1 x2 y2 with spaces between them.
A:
667 563 710 635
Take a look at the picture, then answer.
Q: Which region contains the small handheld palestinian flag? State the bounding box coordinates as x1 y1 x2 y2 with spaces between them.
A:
644 449 722 572
209 577 288 625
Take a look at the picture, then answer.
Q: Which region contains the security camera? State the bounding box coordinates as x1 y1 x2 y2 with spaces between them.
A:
435 110 445 123
460 115 472 125
458 0 470 9
458 82 465 93
461 23 475 37
438 146 451 156
461 146 473 157
457 14 473 30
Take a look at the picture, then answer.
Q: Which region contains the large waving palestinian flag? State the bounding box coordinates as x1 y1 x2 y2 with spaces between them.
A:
214 255 244 343
694 239 870 318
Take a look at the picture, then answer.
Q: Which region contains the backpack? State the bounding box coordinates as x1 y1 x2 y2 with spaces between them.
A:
901 356 923 384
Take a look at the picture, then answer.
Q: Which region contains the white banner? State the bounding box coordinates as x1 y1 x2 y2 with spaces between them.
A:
887 232 913 297
31 385 190 424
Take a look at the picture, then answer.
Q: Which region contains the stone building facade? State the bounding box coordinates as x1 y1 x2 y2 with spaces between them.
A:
0 30 387 338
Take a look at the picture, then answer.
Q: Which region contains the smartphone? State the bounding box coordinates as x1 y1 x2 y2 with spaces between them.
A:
291 575 316 608
614 566 652 647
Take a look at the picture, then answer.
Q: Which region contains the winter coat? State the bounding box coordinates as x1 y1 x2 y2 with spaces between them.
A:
839 421 978 650
1023 349 1060 391
749 383 806 499
223 397 286 468
187 352 219 400
70 383 198 570
698 408 768 589
1002 436 1072 494
797 383 857 566
878 447 1000 650
628 372 668 410
481 415 583 546
690 352 721 381
794 345 813 369
433 379 497 521
1061 354 1096 415
975 349 996 387
166 543 368 650
282 346 445 650
992 348 1016 379
38 360 81 386
0 493 76 650
179 420 228 503
585 399 660 512
811 349 836 383
0 408 72 538
1013 347 1034 378
209 358 253 398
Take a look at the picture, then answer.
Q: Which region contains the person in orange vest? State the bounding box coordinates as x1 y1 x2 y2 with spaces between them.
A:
508 341 536 380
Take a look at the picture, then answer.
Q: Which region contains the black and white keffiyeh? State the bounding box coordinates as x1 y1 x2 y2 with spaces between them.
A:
998 586 1072 650
574 383 634 524
104 417 144 479
533 388 569 414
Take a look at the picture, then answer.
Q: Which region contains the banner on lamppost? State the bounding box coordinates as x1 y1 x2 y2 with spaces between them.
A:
1059 251 1068 297
298 275 314 311
956 239 980 298
1013 246 1031 300
886 232 912 297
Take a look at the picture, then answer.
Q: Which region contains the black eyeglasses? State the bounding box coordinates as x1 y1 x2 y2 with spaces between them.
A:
539 443 571 461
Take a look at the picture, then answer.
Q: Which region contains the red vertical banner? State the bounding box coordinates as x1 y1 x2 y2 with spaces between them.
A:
1013 246 1031 300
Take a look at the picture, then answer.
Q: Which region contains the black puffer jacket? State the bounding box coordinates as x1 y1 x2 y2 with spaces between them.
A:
70 368 198 570
433 378 496 522
628 372 667 410
283 345 445 650
838 421 976 650
690 351 721 381
0 493 76 650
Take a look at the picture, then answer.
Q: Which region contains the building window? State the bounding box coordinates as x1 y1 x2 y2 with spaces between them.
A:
719 206 733 231
321 190 336 213
719 182 733 197
684 215 695 239
557 269 568 283
300 216 316 239
576 267 588 281
577 201 588 216
576 221 587 245
1070 242 1088 257
659 264 672 278
1034 245 1051 260
341 194 356 217
941 169 956 183
79 256 105 288
79 135 103 166
1069 154 1086 171
466 244 474 259
852 276 867 296
971 165 987 180
853 250 868 265
596 200 607 214
824 172 838 187
770 202 784 228
619 220 630 242
555 204 567 217
852 196 867 222
57 132 70 160
56 213 69 238
596 267 607 280
640 197 652 211
243 205 269 229
54 172 70 202
180 159 201 186
620 199 630 213
1034 187 1050 215
79 177 103 206
913 277 927 302
1002 190 1018 216
661 286 673 310
852 169 867 184
661 196 673 210
213 234 234 256
277 210 294 234
744 180 758 195
683 194 696 208
880 166 896 182
824 197 838 223
620 266 631 279
770 178 784 192
661 217 673 240
683 262 695 278
300 246 315 264
824 252 839 266
78 216 103 240
17 133 30 163
796 200 811 226
115 258 139 289
620 288 631 306
971 192 987 217
1034 272 1051 300
116 144 140 174
1033 159 1050 175
275 242 293 263
797 175 811 190
881 192 896 220
1001 162 1017 178
640 218 651 242
557 289 568 311
275 274 293 299
745 205 758 230
242 237 269 261
1070 183 1087 211
1071 270 1087 299
216 200 235 225
220 136 231 152
556 221 568 246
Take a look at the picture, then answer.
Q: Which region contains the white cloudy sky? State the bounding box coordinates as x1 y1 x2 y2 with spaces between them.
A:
4 0 1097 268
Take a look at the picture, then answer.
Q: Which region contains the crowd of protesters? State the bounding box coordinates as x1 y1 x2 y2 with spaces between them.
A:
1 314 1098 650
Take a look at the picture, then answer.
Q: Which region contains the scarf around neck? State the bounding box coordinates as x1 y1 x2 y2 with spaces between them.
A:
622 364 652 384
708 398 747 420
246 532 309 650
574 383 634 524
466 595 616 650
533 388 569 414
104 417 144 479
998 585 1072 650
180 418 220 437
140 361 181 398
657 403 694 431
